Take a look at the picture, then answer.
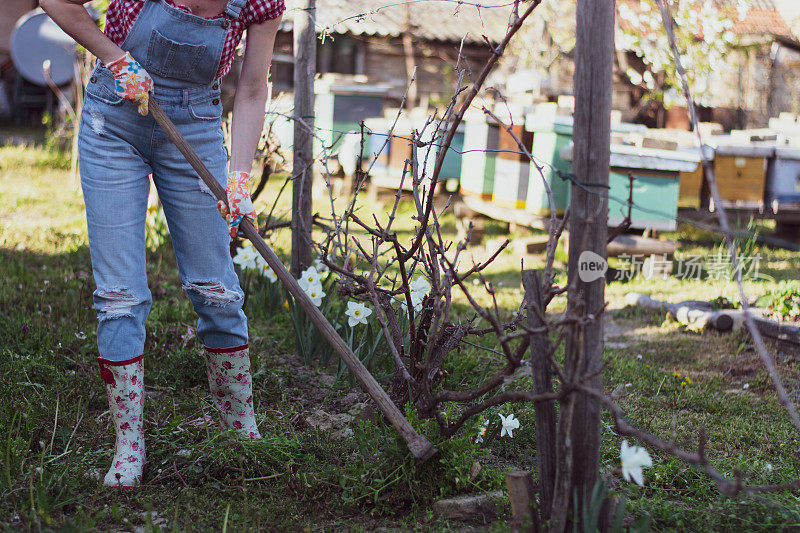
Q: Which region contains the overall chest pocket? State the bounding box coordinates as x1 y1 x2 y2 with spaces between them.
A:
145 30 211 81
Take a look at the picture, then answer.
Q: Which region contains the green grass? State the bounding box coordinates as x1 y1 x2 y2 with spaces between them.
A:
2 144 800 530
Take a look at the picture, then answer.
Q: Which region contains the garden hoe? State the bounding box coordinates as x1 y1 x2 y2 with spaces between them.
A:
148 100 436 462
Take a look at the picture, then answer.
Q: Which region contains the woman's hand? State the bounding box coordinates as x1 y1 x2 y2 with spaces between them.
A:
217 171 257 238
106 52 154 115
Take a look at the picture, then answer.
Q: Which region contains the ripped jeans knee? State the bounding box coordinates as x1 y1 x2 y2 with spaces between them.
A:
182 279 247 349
183 280 243 307
92 286 150 361
95 287 140 321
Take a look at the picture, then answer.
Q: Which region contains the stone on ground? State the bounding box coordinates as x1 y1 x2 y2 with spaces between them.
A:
432 491 504 521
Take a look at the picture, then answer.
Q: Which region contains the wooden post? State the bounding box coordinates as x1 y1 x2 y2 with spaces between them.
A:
522 270 556 521
402 5 418 109
506 470 539 533
565 0 613 524
291 0 316 276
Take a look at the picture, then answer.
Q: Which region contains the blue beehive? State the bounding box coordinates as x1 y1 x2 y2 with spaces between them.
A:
767 146 800 208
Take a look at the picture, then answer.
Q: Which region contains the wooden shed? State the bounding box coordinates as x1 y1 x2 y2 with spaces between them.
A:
275 0 509 105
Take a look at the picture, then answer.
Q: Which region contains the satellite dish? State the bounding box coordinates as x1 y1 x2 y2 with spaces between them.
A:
10 9 77 87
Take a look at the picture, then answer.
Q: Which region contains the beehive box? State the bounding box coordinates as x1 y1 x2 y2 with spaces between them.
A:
678 165 704 209
711 144 773 208
386 127 412 176
675 146 713 210
364 115 464 189
463 111 652 218
524 117 576 215
523 116 648 216
607 169 680 231
460 115 499 200
314 80 389 163
561 144 700 231
491 121 534 209
767 146 800 208
365 117 390 172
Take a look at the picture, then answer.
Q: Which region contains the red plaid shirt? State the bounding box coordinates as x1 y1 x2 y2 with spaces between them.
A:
104 0 285 80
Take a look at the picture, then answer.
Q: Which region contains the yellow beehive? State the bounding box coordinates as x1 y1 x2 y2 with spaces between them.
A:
712 145 773 207
679 165 704 209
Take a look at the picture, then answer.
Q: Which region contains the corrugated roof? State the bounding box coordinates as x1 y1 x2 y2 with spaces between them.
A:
733 7 793 38
716 0 794 38
281 0 512 44
618 0 793 40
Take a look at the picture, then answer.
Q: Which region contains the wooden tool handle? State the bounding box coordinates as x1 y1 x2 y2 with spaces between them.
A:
148 100 436 461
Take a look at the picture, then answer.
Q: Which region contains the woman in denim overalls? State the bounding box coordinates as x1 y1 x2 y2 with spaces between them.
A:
41 0 283 487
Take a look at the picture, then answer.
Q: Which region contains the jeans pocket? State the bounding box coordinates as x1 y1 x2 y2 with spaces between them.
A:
145 29 207 81
85 74 124 106
189 99 223 121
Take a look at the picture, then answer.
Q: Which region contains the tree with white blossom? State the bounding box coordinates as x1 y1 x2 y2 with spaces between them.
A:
616 0 748 110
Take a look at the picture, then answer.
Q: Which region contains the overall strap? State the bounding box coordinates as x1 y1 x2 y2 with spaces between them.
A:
224 0 247 19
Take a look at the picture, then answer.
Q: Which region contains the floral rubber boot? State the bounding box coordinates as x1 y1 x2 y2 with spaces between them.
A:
203 345 261 439
97 355 146 488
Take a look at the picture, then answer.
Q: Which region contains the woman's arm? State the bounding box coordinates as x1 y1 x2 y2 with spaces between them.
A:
228 16 282 173
39 0 125 65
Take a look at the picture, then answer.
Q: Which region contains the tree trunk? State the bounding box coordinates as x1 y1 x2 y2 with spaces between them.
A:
291 0 316 276
564 0 613 527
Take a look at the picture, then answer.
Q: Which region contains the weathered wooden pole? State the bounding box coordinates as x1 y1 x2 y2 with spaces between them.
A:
401 5 418 109
507 470 539 533
291 0 316 276
565 0 613 524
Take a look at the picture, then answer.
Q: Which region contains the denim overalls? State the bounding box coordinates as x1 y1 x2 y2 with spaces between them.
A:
79 0 249 361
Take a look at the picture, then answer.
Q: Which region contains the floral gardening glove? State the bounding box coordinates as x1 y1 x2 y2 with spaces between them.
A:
217 171 257 238
106 52 153 115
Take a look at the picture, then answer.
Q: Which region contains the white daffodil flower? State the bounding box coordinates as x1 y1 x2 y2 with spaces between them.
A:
233 246 259 270
345 301 372 327
313 257 329 273
498 413 520 438
303 284 325 307
409 291 424 312
620 440 652 486
393 297 409 315
299 276 322 293
300 266 323 287
260 264 278 283
409 276 430 296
